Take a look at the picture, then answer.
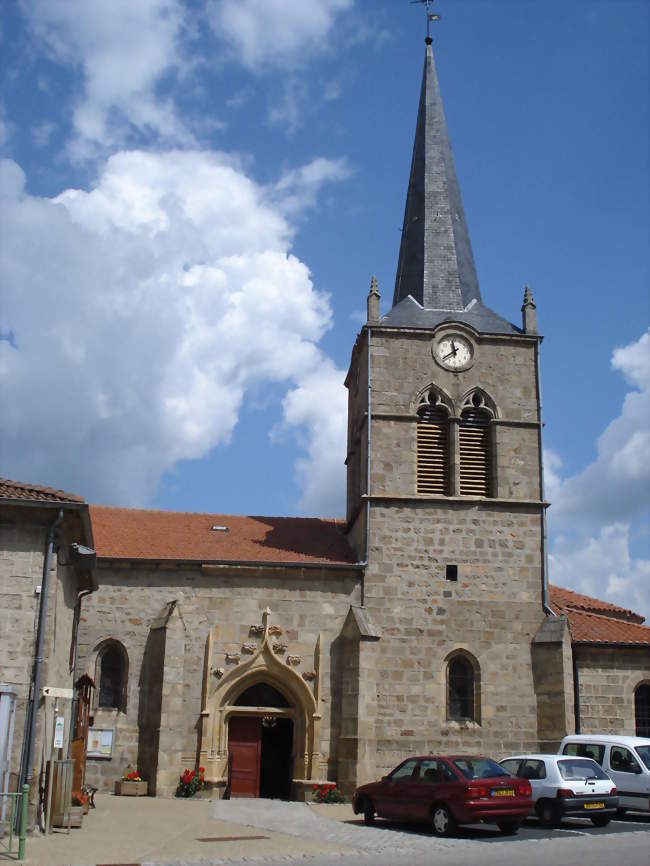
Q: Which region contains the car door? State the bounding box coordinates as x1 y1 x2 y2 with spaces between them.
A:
607 745 646 811
402 759 442 823
374 758 419 821
519 758 549 803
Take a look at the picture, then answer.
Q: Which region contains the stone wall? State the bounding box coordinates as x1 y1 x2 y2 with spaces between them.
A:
0 506 88 825
576 646 650 735
78 564 361 794
0 522 44 782
342 324 547 781
364 502 546 776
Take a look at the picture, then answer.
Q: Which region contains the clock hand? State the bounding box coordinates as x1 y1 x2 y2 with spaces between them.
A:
441 348 457 361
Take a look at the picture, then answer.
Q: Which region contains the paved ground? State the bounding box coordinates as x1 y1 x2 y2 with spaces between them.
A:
12 794 650 866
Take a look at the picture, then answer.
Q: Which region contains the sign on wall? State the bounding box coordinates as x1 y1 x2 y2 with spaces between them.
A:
87 727 114 758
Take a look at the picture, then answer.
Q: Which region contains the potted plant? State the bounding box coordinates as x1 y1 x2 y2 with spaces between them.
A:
114 768 148 796
175 766 205 798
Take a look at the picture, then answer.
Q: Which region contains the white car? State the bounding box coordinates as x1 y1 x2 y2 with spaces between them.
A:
500 754 618 828
559 735 650 815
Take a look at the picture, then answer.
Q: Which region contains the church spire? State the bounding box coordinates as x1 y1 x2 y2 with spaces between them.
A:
393 39 481 312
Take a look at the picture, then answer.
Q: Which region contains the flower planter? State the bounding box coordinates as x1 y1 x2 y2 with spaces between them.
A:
69 806 84 828
114 780 148 796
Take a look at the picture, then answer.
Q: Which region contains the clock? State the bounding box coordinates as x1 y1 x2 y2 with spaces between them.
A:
433 334 474 370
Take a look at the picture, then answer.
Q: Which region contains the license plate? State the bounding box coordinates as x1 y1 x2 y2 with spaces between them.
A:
491 788 515 798
584 802 605 810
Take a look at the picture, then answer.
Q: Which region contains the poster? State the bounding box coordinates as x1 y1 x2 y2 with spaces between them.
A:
87 727 113 757
53 715 65 749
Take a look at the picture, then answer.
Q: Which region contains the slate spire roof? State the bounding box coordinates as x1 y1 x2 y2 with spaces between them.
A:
393 38 480 312
385 39 520 336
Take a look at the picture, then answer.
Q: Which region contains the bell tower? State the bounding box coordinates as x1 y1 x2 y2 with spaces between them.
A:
344 31 553 773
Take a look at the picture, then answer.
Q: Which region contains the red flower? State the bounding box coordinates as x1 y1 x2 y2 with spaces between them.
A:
199 766 205 773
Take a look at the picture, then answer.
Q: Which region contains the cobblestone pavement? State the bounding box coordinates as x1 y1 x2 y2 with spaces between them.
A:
209 799 471 856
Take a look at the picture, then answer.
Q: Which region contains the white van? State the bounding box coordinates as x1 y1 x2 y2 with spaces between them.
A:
559 735 650 815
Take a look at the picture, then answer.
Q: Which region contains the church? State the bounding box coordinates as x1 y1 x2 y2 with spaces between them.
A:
2 35 648 805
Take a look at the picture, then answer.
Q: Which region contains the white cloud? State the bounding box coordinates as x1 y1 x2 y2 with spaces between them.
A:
546 330 650 619
21 0 192 159
207 0 353 69
549 524 650 621
274 156 352 215
277 361 348 516
0 151 347 509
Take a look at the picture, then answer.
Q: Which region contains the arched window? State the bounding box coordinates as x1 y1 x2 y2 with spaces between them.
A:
447 652 480 723
96 641 128 712
635 683 650 737
459 392 494 496
416 389 450 495
234 683 290 708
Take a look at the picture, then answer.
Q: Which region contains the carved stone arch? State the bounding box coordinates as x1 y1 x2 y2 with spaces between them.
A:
459 388 498 419
412 383 453 417
199 611 321 793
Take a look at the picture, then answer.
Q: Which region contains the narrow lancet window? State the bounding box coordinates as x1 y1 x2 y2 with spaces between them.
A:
459 392 493 496
416 390 449 494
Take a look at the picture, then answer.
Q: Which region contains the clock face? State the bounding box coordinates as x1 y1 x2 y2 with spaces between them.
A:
434 334 473 370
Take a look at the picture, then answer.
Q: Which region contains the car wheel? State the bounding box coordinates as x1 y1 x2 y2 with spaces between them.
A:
497 820 521 835
536 799 561 829
362 797 375 826
431 803 455 837
590 815 611 828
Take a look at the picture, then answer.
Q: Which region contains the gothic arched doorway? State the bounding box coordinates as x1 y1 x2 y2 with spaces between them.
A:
227 683 294 798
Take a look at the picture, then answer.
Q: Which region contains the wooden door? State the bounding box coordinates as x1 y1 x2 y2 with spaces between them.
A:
228 716 261 798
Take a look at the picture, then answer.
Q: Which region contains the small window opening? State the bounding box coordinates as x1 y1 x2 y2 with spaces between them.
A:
446 564 458 582
98 646 126 710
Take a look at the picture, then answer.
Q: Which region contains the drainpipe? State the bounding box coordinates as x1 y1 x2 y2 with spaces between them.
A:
572 649 581 733
359 327 372 605
24 509 64 790
67 586 97 760
534 337 554 617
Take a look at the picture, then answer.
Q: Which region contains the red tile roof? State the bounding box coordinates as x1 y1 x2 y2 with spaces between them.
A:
0 478 85 504
550 584 644 623
89 505 358 566
559 607 650 646
550 585 649 646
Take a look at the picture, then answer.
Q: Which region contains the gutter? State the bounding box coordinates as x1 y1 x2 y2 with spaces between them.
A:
534 335 555 617
67 585 98 760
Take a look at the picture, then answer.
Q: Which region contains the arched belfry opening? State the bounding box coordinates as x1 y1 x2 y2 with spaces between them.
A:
198 608 321 800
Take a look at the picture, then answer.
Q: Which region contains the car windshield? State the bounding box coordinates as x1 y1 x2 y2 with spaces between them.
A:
635 745 650 770
557 758 609 781
453 758 510 780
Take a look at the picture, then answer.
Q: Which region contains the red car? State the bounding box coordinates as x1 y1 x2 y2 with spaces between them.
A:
352 755 534 836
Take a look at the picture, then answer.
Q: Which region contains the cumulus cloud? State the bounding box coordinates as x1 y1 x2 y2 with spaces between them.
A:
276 361 348 516
547 330 650 619
0 151 348 509
207 0 353 69
21 0 192 159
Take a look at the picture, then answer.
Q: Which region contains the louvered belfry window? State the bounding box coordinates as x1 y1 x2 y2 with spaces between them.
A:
459 392 492 496
416 391 449 495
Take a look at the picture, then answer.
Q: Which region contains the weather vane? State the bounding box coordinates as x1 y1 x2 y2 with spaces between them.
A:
410 0 441 40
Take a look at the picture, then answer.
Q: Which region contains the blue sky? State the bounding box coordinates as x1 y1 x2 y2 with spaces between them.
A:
1 0 648 616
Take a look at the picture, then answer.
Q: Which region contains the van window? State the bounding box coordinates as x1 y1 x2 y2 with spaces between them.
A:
562 742 605 765
610 746 641 774
636 745 650 771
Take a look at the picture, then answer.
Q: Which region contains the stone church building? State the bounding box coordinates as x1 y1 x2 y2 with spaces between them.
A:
2 39 648 803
